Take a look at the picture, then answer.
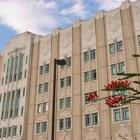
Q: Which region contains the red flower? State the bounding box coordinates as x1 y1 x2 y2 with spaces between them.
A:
105 80 131 90
105 95 126 108
86 91 99 102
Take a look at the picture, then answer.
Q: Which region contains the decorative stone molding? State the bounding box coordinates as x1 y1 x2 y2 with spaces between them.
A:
115 124 131 140
85 128 98 140
95 10 105 19
52 27 62 36
106 12 121 33
73 19 83 28
36 115 47 121
59 111 70 117
59 132 70 140
82 20 95 41
84 83 90 92
60 29 72 49
40 37 51 56
8 46 26 55
85 105 97 113
133 7 140 22
121 0 131 10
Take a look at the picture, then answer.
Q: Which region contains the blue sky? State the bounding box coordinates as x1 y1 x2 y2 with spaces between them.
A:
0 0 136 52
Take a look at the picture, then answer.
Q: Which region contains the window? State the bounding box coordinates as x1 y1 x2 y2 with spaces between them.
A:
84 52 89 62
114 107 130 122
84 93 97 105
25 56 28 64
114 109 121 122
0 94 2 102
42 122 47 133
90 49 96 60
3 63 5 71
110 43 115 54
117 41 123 52
21 106 23 116
24 70 27 78
112 90 127 96
40 66 43 75
85 114 90 126
59 119 64 130
118 62 125 73
8 127 11 136
0 128 2 138
14 89 20 117
60 78 65 88
66 76 71 87
18 71 22 80
65 118 71 129
92 113 98 125
91 69 96 80
84 71 89 82
37 104 42 114
111 64 117 75
36 122 47 134
3 128 7 137
1 77 4 85
85 113 99 127
23 87 25 96
60 97 71 110
43 102 48 113
138 35 140 46
44 83 49 92
60 99 64 109
36 123 40 134
66 57 71 67
66 97 71 108
38 84 43 94
13 126 17 136
45 64 49 73
19 125 22 135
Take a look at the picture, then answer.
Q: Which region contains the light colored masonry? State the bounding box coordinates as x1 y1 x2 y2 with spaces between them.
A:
0 0 140 140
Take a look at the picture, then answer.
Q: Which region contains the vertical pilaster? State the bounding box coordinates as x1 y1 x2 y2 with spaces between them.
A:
72 19 82 140
26 35 40 140
95 11 111 140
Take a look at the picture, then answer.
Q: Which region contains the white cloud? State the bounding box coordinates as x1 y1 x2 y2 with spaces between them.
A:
60 2 87 18
0 0 58 35
0 0 137 37
94 0 136 11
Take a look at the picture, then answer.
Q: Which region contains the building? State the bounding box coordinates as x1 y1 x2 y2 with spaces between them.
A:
0 0 140 139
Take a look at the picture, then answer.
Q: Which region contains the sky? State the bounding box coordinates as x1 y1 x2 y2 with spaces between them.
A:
0 0 136 53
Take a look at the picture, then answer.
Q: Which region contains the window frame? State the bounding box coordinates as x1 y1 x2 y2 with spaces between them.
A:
91 69 97 81
113 107 130 123
83 51 89 62
118 62 125 73
84 71 89 82
90 49 96 60
111 64 117 76
39 66 43 75
117 41 123 52
109 43 115 54
137 35 140 46
84 112 99 127
66 76 71 87
45 64 49 74
60 78 65 88
66 57 71 67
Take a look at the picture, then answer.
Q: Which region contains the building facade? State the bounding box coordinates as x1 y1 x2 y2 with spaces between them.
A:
0 0 140 140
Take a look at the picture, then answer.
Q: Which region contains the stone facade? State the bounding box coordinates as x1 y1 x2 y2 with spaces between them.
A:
0 0 140 140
